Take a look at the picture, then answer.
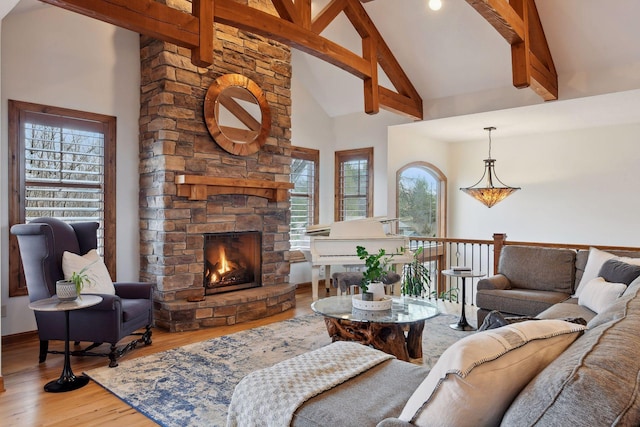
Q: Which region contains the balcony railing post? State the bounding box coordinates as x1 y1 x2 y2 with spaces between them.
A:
493 233 507 273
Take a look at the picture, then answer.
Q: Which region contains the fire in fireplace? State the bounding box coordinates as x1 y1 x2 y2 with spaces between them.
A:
203 231 261 294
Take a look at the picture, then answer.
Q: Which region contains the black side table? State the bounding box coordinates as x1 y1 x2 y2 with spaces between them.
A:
29 295 102 392
442 269 485 331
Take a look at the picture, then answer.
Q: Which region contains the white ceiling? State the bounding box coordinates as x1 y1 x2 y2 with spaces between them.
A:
8 0 640 140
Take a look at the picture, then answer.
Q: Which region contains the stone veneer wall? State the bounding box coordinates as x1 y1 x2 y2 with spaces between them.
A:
138 0 296 332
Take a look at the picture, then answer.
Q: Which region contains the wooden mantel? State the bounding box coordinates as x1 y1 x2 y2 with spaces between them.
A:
175 175 294 202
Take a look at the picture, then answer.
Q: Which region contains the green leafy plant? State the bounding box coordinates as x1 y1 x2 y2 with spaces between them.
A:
356 245 395 294
401 246 432 297
68 262 94 296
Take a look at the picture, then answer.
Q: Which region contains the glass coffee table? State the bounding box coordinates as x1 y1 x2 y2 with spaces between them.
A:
311 295 439 361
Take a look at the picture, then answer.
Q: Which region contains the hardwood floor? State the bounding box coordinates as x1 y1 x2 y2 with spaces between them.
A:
1 286 318 427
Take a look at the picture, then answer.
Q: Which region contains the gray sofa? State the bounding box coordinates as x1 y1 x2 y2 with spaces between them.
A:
475 245 640 325
230 247 640 426
277 273 640 426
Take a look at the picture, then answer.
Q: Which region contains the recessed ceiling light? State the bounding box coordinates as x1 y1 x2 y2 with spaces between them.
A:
428 0 442 11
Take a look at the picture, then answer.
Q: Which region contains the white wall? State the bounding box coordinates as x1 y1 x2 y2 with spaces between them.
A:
448 123 640 246
0 0 20 388
1 5 141 335
333 110 411 217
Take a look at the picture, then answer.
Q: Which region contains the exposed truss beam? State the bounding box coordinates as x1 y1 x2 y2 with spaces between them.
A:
41 0 423 120
466 0 558 101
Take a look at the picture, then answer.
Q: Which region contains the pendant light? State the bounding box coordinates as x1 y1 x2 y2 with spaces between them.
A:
460 127 520 208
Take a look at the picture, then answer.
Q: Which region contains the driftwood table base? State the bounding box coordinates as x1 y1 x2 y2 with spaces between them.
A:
323 317 425 361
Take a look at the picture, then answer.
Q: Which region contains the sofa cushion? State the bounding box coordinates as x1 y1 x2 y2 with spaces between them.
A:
599 259 640 285
475 288 570 317
501 279 640 426
498 245 575 293
292 358 428 427
399 320 585 427
536 299 596 323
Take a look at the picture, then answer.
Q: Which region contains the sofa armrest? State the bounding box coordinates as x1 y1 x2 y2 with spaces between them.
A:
477 274 512 291
114 282 154 299
377 418 415 427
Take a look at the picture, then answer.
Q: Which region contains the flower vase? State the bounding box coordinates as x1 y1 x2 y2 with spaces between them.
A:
56 280 78 301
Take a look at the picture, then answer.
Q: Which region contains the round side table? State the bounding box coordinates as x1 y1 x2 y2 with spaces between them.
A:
442 269 485 331
29 295 102 392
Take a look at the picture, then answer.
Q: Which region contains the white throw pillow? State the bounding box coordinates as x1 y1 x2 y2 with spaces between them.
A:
578 277 626 313
574 247 617 297
399 320 585 427
62 249 115 295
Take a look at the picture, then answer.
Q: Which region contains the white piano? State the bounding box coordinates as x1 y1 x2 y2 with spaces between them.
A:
305 218 413 300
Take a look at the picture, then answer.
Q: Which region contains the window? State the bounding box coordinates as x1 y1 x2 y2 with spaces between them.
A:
8 100 116 297
335 148 373 221
396 162 447 237
289 147 319 258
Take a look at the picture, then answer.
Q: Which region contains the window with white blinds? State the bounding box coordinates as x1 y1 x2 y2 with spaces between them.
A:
290 147 319 250
335 148 373 221
9 100 116 297
23 117 105 225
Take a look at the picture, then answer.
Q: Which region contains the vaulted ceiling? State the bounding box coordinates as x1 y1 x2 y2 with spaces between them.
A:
295 0 640 127
7 0 640 134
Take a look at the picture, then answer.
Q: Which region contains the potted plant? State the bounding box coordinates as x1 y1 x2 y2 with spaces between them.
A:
56 264 93 301
402 246 432 297
356 245 395 301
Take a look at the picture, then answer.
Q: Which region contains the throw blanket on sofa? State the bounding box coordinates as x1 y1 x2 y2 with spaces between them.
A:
226 341 394 427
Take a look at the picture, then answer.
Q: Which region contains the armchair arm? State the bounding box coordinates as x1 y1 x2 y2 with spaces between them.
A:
114 282 154 299
82 293 121 310
477 274 512 291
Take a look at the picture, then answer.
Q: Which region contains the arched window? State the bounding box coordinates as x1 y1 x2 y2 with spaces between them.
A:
396 162 446 237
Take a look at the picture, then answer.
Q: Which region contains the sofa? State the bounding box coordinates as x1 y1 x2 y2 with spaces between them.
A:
476 245 640 325
228 248 640 426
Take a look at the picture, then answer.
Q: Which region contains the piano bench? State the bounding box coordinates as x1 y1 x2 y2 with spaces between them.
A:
332 272 400 295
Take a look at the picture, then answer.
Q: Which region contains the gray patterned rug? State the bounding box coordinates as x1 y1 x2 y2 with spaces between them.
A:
86 312 464 427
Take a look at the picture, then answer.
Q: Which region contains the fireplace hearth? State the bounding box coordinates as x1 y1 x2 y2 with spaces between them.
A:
204 232 261 295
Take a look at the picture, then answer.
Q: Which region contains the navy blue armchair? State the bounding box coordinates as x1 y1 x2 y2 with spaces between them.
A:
11 217 153 367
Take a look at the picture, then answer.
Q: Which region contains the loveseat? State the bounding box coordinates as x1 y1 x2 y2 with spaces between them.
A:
227 249 640 426
476 245 640 325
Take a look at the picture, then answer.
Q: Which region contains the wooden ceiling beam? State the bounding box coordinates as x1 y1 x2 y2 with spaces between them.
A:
191 0 214 67
271 0 300 25
466 0 558 101
40 0 200 48
41 0 423 119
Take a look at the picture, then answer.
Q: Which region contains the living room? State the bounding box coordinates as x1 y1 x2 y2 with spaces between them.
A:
1 0 640 424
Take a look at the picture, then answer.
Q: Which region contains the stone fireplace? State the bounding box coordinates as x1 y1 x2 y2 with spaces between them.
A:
138 0 296 332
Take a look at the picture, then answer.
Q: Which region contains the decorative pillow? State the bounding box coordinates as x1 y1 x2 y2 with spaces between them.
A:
62 249 115 295
578 277 626 313
618 255 640 267
398 320 585 427
574 247 617 297
598 259 640 285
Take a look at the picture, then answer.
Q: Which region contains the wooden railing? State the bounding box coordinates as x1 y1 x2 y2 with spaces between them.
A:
406 234 640 306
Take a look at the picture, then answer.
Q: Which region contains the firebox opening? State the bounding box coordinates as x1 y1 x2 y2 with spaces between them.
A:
203 231 261 294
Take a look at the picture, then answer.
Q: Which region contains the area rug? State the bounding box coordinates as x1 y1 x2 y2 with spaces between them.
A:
86 312 465 427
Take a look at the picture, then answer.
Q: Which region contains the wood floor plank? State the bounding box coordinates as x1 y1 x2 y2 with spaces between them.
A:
1 286 318 426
